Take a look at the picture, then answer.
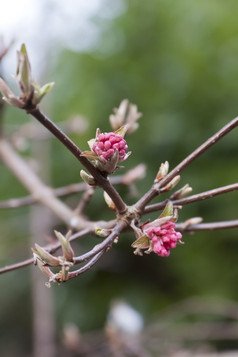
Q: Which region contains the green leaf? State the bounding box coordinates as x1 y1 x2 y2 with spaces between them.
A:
159 201 173 218
33 244 60 266
16 43 32 94
131 235 150 249
114 124 129 137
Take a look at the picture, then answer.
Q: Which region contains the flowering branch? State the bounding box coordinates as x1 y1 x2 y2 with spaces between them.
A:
0 44 238 285
27 108 127 214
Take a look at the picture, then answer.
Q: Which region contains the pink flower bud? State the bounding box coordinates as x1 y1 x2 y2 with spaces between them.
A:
143 221 182 257
92 132 129 163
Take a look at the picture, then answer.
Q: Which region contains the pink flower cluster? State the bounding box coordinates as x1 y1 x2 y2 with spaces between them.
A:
144 221 182 257
92 132 128 163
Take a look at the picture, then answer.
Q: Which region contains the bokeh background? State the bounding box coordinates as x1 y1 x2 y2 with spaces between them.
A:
1 0 238 356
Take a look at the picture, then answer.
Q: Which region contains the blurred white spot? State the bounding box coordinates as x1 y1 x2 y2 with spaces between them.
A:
107 300 144 335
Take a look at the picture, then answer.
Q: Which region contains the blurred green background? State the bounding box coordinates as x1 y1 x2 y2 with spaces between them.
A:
1 0 238 355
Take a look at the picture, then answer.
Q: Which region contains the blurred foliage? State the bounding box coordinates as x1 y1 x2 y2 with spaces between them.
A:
1 0 238 355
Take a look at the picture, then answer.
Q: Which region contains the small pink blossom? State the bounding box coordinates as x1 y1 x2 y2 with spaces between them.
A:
92 132 129 163
144 221 182 257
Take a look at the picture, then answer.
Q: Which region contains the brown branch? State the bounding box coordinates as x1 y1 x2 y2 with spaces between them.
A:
135 116 238 211
75 186 95 214
0 138 88 230
144 183 238 214
0 221 125 278
176 219 238 232
0 257 34 274
28 108 127 214
0 195 34 209
68 251 104 279
68 221 127 279
1 217 238 276
73 220 126 264
0 165 145 209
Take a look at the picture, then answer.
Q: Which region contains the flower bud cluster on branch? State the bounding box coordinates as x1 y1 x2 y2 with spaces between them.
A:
81 126 131 174
0 44 238 286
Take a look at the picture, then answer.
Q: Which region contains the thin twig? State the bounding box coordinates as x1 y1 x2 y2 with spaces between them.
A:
0 228 93 274
144 183 238 214
0 257 34 274
1 218 238 275
176 219 238 232
0 165 144 209
0 138 87 230
68 222 127 278
0 222 125 275
28 108 127 214
68 251 104 279
73 220 127 264
135 117 238 211
75 186 95 214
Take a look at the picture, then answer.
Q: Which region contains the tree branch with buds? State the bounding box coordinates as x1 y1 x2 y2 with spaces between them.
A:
0 44 238 286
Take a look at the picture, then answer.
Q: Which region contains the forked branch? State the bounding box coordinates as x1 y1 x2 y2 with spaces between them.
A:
0 44 238 284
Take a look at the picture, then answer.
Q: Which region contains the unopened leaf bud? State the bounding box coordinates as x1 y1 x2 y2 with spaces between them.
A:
187 217 203 225
0 78 24 108
104 191 116 211
80 170 96 186
183 217 203 229
109 99 129 131
171 184 193 200
109 99 142 133
16 44 33 95
0 44 54 109
54 230 74 262
32 82 55 105
95 228 112 237
155 161 169 182
163 175 181 191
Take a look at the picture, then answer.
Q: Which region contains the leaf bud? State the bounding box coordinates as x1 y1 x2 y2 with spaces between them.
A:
32 82 55 105
0 78 24 108
80 170 96 186
95 228 112 237
32 244 60 266
16 44 33 95
155 161 169 182
104 191 116 211
54 230 74 262
109 99 142 134
163 175 181 192
170 184 193 200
